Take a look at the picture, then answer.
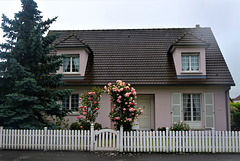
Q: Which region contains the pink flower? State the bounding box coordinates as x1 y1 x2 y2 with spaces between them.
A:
77 116 80 119
89 97 92 101
84 106 87 109
79 106 83 108
83 109 85 112
79 98 82 100
129 108 134 112
83 112 86 115
123 108 126 111
104 86 107 90
125 102 128 105
80 115 83 118
80 126 83 129
117 99 121 103
126 118 132 122
94 101 97 104
118 96 122 99
108 83 112 86
95 108 98 110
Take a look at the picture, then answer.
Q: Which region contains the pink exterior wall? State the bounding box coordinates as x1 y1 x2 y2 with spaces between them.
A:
64 85 230 131
63 87 111 129
172 47 206 76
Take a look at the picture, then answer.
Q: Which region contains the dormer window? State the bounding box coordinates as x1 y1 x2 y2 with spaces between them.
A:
63 55 80 73
169 32 209 79
181 53 199 72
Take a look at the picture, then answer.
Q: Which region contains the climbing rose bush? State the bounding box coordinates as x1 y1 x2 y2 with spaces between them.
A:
105 80 143 131
78 87 103 123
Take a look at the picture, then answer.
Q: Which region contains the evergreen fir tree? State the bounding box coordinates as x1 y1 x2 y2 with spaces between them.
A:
0 0 71 129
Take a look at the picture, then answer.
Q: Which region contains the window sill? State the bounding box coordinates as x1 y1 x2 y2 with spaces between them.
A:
63 72 81 75
181 71 202 74
67 111 79 116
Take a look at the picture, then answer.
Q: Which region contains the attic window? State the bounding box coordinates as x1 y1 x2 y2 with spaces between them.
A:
181 53 199 72
63 55 80 73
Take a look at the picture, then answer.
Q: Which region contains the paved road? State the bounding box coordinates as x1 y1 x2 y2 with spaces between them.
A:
1 150 240 161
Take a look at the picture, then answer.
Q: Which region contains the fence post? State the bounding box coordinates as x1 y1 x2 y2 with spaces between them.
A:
166 127 169 153
212 128 215 153
120 125 123 152
44 127 47 151
0 126 3 150
90 123 94 151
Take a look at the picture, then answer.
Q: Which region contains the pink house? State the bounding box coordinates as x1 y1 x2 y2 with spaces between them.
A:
49 25 235 131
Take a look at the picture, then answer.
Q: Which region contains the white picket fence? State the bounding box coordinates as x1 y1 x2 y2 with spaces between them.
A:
122 130 240 153
0 126 240 153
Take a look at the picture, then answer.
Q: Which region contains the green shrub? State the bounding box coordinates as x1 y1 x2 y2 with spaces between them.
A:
70 121 102 130
230 103 240 130
94 122 102 130
171 121 190 131
70 122 81 130
157 127 166 131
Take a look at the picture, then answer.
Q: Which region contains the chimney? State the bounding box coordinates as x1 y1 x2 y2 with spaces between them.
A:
196 24 200 28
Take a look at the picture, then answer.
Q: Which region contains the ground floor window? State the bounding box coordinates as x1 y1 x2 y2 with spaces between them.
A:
172 93 214 129
183 94 201 127
62 94 79 111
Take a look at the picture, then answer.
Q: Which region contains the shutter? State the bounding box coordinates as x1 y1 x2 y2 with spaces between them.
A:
204 93 215 128
171 93 181 123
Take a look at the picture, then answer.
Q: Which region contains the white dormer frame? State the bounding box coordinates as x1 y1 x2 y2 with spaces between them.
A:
56 48 90 76
172 47 206 79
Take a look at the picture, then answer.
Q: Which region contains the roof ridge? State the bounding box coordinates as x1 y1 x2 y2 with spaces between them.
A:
50 27 211 32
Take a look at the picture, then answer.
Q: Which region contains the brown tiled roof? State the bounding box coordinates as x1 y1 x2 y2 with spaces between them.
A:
173 32 209 46
49 27 235 86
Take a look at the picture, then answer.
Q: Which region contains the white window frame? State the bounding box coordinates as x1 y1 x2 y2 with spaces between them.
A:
62 94 79 111
181 53 200 72
63 55 80 74
183 93 202 128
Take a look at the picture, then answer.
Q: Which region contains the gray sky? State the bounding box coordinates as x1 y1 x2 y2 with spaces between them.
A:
0 0 239 98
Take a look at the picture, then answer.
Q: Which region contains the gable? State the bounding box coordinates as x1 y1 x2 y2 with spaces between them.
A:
49 27 235 86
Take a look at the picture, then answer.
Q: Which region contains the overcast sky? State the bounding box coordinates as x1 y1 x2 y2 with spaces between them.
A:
0 0 239 98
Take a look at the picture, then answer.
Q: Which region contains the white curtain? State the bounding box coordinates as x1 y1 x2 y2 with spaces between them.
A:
63 57 70 72
72 57 79 72
191 55 199 71
182 56 189 71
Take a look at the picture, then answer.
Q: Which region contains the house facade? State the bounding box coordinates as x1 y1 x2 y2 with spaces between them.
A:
49 25 234 131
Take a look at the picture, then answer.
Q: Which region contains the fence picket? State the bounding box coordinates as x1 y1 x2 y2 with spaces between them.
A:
140 131 143 152
137 131 140 152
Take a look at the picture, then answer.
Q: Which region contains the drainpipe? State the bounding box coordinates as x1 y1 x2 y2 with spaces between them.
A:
225 88 230 131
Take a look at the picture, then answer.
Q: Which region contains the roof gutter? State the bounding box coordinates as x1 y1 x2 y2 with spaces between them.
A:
225 88 230 131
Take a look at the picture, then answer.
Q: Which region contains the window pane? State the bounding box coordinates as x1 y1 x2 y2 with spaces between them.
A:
71 94 79 111
183 94 191 121
192 94 201 121
182 56 189 71
191 55 199 71
72 57 79 72
63 57 71 72
62 97 69 109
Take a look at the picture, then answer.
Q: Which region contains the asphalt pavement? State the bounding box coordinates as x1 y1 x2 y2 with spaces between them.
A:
1 150 240 161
